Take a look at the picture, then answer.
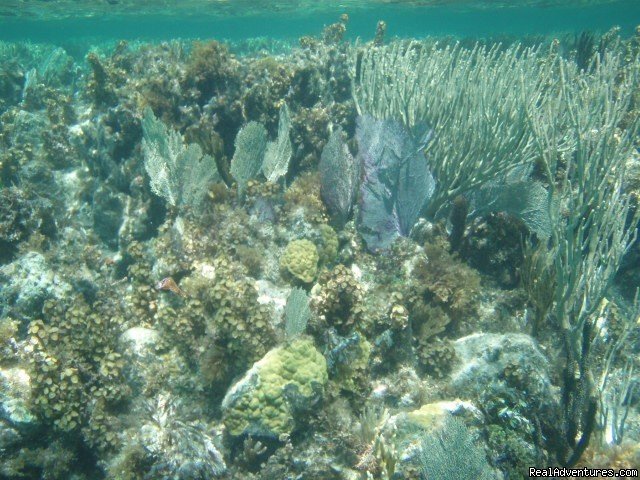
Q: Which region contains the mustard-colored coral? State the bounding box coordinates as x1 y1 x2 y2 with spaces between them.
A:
280 239 319 284
317 223 339 266
312 264 364 334
223 337 328 437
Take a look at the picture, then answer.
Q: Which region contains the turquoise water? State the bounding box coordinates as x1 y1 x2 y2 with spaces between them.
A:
2 0 640 479
1 0 639 43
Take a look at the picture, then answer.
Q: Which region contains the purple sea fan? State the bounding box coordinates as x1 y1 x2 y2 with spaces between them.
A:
356 115 434 252
319 126 361 226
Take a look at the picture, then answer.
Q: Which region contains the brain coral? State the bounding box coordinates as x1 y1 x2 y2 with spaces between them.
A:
280 239 319 284
222 337 327 438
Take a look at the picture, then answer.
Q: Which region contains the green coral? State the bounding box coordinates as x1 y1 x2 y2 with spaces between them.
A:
280 239 319 284
223 337 328 437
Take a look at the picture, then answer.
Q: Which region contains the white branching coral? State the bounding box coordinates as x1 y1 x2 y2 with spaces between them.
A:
138 393 226 479
142 108 220 210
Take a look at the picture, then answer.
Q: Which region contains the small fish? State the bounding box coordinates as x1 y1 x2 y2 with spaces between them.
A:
155 277 186 297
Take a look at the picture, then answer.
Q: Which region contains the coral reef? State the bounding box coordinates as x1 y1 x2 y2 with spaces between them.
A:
0 21 639 480
312 264 364 335
280 238 319 284
222 337 328 438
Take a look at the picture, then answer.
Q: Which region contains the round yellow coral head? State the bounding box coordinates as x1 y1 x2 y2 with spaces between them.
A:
280 239 319 284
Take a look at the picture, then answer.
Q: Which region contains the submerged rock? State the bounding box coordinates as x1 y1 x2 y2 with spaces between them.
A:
451 332 553 400
118 326 161 392
92 185 124 249
0 367 35 426
222 337 327 439
403 399 483 432
119 326 160 356
0 251 72 317
0 367 36 450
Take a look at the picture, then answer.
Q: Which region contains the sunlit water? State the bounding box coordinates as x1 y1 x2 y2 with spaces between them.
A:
1 0 639 44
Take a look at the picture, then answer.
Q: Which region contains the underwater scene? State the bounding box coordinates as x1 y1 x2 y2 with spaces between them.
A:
2 0 640 479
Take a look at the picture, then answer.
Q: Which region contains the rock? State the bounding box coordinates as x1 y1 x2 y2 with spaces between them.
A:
10 110 49 148
222 337 327 439
403 399 483 431
0 367 35 425
0 422 22 450
0 367 36 450
451 332 554 400
119 327 160 357
255 279 290 326
118 327 161 392
0 251 72 317
92 185 124 250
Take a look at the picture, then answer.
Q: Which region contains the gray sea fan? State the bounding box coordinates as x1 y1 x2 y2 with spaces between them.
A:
417 417 495 480
470 165 553 239
284 287 311 338
142 108 220 210
357 115 434 252
262 103 293 183
231 121 267 197
319 126 360 226
39 47 75 88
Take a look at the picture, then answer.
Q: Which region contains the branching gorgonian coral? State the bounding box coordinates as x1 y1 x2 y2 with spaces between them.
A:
142 107 220 211
351 40 543 217
524 48 639 466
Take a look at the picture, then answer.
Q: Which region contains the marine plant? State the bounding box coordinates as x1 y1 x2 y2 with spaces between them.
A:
351 40 541 219
356 115 434 252
262 103 293 184
284 287 311 339
141 107 220 211
319 126 359 226
523 49 639 466
417 417 495 480
355 406 398 480
230 121 267 197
